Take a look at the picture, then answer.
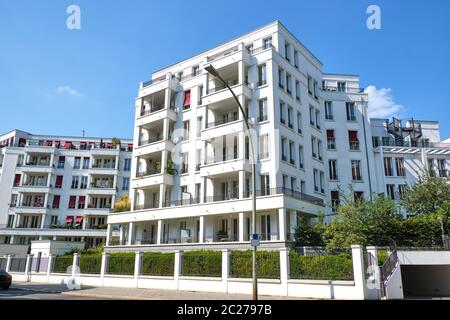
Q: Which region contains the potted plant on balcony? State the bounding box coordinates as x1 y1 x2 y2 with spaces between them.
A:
50 224 58 229
165 159 178 175
217 230 229 241
111 137 121 148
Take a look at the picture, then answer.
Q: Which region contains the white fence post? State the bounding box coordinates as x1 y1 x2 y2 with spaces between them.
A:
351 245 367 300
72 253 80 278
280 248 289 296
134 251 142 288
100 252 108 287
25 254 33 281
5 255 11 273
47 255 54 282
366 246 380 300
174 251 181 290
222 249 229 293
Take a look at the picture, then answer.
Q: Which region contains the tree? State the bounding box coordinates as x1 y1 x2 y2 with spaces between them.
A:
113 194 131 213
294 215 324 247
401 172 450 216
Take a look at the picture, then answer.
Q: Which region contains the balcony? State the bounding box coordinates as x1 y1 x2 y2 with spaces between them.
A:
17 182 50 193
139 75 178 98
322 85 365 94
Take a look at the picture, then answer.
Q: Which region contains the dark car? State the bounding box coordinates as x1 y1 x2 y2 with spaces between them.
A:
0 270 12 290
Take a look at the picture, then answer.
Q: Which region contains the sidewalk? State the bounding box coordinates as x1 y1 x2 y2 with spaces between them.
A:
12 281 307 300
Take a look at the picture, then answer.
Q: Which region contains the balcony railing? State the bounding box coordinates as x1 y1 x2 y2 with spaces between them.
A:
204 154 239 165
205 113 239 129
21 181 48 187
140 105 164 117
139 135 164 146
136 167 161 178
18 203 46 208
245 187 324 206
247 44 275 55
322 86 365 94
207 79 239 94
91 164 116 169
90 182 114 189
142 75 166 88
207 46 239 62
25 161 51 167
135 203 160 211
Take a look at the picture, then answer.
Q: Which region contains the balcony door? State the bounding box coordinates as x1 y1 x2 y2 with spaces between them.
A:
260 215 271 241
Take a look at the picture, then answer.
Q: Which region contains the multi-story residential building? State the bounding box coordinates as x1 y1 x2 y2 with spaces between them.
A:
0 130 133 248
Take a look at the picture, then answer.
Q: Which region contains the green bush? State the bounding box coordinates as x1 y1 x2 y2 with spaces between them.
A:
107 253 135 275
79 255 102 274
53 256 73 274
230 251 280 279
141 252 174 276
377 250 389 267
289 250 353 280
182 251 222 277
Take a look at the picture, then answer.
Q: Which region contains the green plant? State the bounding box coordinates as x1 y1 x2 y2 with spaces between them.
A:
165 159 177 175
52 256 73 273
79 255 102 274
141 252 174 276
113 194 131 213
229 251 280 279
377 250 389 267
107 253 135 275
289 250 353 280
181 251 222 277
111 137 121 148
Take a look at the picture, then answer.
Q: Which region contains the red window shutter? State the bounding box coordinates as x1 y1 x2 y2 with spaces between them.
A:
348 131 358 141
53 195 60 207
14 174 21 186
69 196 76 208
79 196 85 205
327 130 335 138
183 90 191 107
55 175 63 187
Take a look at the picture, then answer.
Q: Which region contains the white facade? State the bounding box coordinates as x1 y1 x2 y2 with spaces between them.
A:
106 21 450 251
0 130 133 248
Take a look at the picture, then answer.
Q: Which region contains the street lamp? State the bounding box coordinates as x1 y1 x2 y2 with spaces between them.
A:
204 64 258 300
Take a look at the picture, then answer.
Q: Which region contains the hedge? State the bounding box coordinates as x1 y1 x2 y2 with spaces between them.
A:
79 255 102 274
53 256 73 274
107 253 135 275
181 251 222 277
289 250 353 280
141 252 174 276
377 250 389 267
230 251 280 279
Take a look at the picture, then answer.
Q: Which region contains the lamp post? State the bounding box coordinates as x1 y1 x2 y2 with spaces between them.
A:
204 64 258 300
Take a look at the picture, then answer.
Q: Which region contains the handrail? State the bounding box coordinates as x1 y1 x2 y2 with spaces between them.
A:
380 238 398 297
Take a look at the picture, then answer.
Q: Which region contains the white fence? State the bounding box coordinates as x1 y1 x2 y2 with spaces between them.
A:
5 245 381 300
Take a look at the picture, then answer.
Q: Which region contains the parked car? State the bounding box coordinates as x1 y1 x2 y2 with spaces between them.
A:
0 270 12 290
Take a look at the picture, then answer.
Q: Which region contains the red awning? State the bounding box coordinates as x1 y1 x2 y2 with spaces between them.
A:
65 217 74 224
106 143 113 148
183 90 191 107
78 196 85 205
63 141 72 149
44 140 53 146
75 216 83 223
80 141 87 145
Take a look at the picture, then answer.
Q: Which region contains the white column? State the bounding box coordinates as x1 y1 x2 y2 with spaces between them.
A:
280 248 289 296
164 88 171 110
367 246 381 300
47 255 54 277
278 208 286 241
351 245 367 300
289 210 297 241
238 170 245 199
159 183 166 208
9 235 15 245
222 249 229 292
100 252 108 284
174 251 181 290
163 118 170 141
40 214 47 229
238 59 244 86
106 224 112 246
134 251 142 287
5 255 12 272
238 212 244 242
199 216 204 243
72 253 80 277
157 220 162 245
128 222 134 246
25 254 33 277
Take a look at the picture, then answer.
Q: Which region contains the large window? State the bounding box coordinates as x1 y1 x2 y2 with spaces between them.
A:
349 131 360 150
286 73 292 94
258 63 267 86
331 191 340 212
71 176 79 189
289 141 295 165
298 145 304 169
327 130 336 150
183 90 191 110
395 158 405 177
295 80 301 101
329 160 338 180
124 159 131 171
259 134 269 160
297 112 303 134
281 137 287 161
278 67 285 89
346 102 356 121
73 157 81 169
279 101 286 124
325 101 333 120
258 99 268 122
384 157 394 176
386 184 396 200
351 160 362 181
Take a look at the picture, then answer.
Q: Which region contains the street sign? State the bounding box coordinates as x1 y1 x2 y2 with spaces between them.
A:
251 234 260 247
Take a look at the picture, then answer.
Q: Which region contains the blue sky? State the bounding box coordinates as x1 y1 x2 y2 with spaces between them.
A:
1 0 449 139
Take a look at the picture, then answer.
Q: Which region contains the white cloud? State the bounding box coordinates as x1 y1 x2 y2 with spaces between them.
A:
364 85 403 118
56 86 82 97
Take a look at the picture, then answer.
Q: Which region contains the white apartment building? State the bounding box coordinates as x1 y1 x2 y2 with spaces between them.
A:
102 21 449 251
0 130 133 248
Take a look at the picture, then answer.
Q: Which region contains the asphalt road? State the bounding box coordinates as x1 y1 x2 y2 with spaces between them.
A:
0 286 104 300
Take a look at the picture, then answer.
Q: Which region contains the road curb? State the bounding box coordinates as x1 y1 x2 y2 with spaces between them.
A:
62 291 142 300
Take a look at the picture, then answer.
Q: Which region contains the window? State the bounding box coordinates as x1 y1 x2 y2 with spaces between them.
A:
395 158 405 177
309 106 315 126
279 101 286 124
349 131 360 150
82 157 90 169
325 101 333 120
55 175 63 188
289 141 295 165
295 80 301 101
331 191 340 212
183 90 191 110
311 136 317 158
307 75 313 95
382 137 391 146
327 130 336 150
198 85 203 104
319 172 325 194
329 160 338 180
372 136 380 148
80 176 88 189
287 106 293 129
286 73 292 94
183 120 190 141
386 184 396 200
13 174 21 187
52 195 60 209
300 180 306 193
315 110 321 129
16 154 24 167
57 156 65 169
181 153 189 174
261 174 270 195
384 157 394 176
278 67 285 89
438 159 447 177
337 81 346 92
313 81 319 99
71 176 79 189
346 102 356 121
297 112 303 134
263 37 272 49
354 192 364 202
258 99 268 122
120 159 131 172
282 175 289 189
68 196 76 209
122 177 130 191
298 145 304 169
74 157 81 169
281 137 287 161
258 63 267 86
351 160 362 181
428 159 435 176
192 65 200 76
398 185 407 199
259 134 269 160
317 140 323 161
285 42 291 61
78 196 86 209
313 169 319 192
294 50 299 68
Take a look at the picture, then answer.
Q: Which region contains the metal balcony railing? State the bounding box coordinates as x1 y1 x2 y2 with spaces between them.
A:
322 86 365 94
205 113 239 129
